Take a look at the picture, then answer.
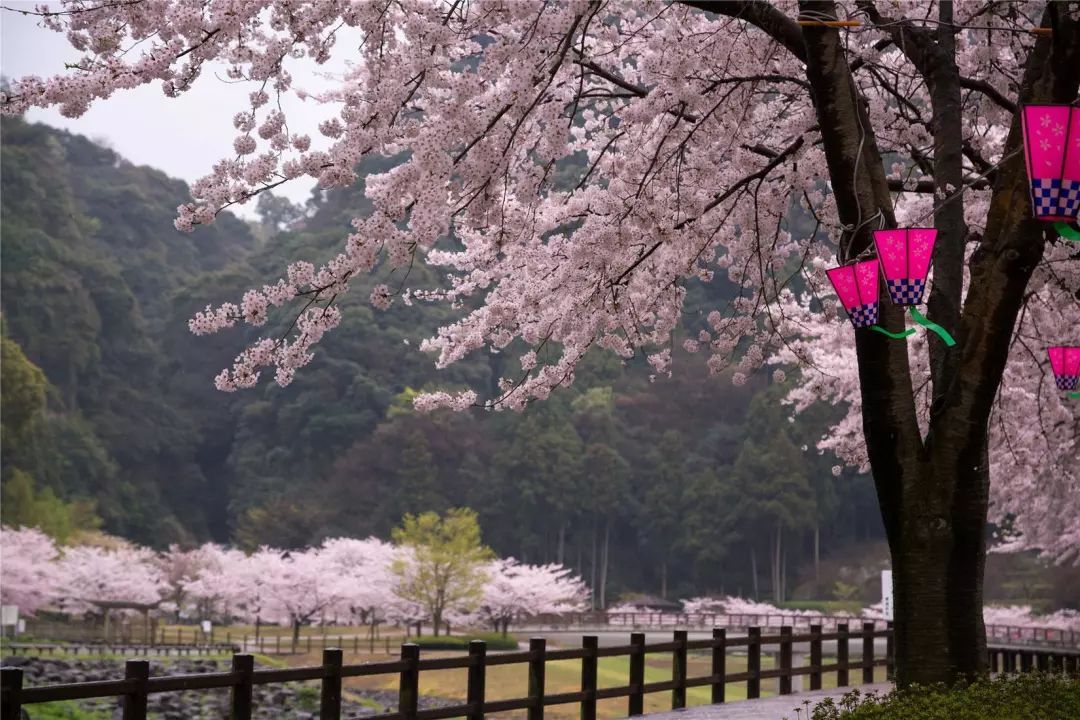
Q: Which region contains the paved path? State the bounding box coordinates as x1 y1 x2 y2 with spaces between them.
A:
642 684 893 720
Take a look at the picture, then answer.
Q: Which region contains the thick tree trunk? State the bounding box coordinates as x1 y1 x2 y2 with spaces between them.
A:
813 524 820 586
292 618 300 651
796 0 1080 686
660 561 667 600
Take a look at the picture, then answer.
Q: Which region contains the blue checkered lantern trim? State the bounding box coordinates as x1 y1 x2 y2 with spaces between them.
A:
1031 178 1080 220
1056 374 1079 391
846 302 879 329
886 278 926 306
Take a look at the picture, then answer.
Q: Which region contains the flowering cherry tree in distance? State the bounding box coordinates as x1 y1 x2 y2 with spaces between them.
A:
319 536 398 632
54 543 168 612
453 559 590 635
4 0 1079 684
0 526 61 616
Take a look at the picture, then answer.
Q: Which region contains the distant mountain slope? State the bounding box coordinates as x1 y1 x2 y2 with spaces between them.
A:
1 119 259 543
0 121 878 605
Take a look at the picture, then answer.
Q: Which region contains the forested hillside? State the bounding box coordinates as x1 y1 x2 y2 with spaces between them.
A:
1 120 887 604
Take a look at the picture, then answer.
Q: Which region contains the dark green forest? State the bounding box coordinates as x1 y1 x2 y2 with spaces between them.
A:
2 119 895 606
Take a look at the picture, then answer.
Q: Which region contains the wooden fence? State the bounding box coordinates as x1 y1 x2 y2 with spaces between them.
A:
523 612 1080 649
3 624 1079 720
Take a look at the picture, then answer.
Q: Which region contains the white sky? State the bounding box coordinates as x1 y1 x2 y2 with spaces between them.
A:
0 2 357 218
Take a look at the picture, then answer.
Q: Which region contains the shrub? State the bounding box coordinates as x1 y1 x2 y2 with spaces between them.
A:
411 632 519 651
797 673 1080 720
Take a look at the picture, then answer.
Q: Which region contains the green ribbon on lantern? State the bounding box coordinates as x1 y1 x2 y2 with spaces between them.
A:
909 307 956 346
1069 391 1080 400
870 325 916 340
1053 221 1080 242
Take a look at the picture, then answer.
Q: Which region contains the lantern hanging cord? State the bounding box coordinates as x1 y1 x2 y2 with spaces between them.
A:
850 145 1025 262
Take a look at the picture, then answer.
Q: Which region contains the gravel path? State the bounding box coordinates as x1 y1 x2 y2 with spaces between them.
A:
642 684 894 720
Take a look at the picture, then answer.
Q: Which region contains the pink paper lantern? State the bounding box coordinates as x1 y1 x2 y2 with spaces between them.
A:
1020 104 1080 222
1048 346 1080 391
872 228 937 305
826 259 880 329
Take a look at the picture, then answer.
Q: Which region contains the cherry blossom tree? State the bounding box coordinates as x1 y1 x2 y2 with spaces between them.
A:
0 526 61 616
172 543 245 621
54 542 168 641
4 0 1079 684
319 536 397 636
185 546 272 635
256 547 346 648
157 543 233 621
55 543 167 611
453 559 589 635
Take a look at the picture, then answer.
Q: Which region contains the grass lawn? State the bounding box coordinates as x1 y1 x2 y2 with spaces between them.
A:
280 645 890 720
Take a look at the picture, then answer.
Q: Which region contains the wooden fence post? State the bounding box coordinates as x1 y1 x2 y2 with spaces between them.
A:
747 627 761 700
711 628 726 704
528 638 546 720
320 648 343 720
1004 649 1016 673
672 630 687 709
1020 651 1033 673
231 653 254 720
628 632 645 716
467 640 487 720
122 660 150 720
862 622 875 684
399 643 420 720
779 626 792 695
885 622 894 681
809 624 822 691
837 623 849 687
354 636 359 654
1 667 23 720
581 635 598 720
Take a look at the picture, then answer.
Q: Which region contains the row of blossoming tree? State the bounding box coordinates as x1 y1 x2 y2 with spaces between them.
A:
0 524 590 646
3 0 1078 686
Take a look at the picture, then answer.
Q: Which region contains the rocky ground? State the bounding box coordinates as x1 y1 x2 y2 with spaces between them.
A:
4 656 457 719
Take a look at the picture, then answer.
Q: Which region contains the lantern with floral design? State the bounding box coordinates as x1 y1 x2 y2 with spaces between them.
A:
872 228 937 305
826 259 880 329
1048 346 1080 392
1020 104 1080 224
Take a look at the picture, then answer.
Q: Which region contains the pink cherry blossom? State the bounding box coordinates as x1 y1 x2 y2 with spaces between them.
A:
0 526 61 616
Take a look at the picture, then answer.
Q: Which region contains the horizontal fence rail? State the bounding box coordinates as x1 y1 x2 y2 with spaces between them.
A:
521 612 1080 649
3 625 1079 720
2 642 236 658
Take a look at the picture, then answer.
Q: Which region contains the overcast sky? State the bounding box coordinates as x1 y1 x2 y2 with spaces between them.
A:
1 3 357 217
